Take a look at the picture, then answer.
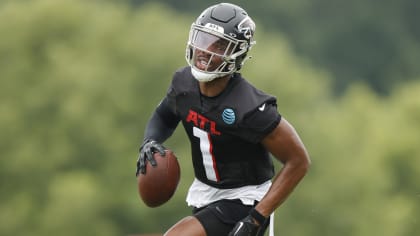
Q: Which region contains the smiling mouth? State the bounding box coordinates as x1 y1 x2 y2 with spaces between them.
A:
195 57 210 70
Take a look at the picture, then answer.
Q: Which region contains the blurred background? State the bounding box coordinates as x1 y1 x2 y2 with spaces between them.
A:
1 0 419 235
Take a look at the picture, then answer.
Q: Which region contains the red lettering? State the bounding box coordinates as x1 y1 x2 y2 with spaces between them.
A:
198 114 209 129
186 110 198 126
185 109 221 136
210 121 221 135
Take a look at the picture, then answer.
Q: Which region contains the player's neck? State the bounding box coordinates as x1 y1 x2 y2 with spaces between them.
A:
199 75 232 97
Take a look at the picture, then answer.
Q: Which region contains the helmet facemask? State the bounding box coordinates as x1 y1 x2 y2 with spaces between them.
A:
186 20 254 82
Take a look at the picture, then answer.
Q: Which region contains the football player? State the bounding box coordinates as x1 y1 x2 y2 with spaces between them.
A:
136 3 311 236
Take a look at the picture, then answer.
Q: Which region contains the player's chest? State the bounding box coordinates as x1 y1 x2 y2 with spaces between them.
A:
176 92 241 130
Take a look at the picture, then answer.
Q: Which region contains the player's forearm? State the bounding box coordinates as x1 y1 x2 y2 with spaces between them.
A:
143 110 176 143
256 118 311 217
255 156 310 217
143 98 180 144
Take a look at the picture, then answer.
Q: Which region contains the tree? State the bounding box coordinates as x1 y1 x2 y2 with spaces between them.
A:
1 1 419 235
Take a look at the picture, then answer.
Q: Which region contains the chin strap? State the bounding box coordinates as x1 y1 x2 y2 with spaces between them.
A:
191 67 236 82
191 67 220 82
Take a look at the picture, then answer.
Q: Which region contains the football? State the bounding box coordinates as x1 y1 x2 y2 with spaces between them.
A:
137 149 180 207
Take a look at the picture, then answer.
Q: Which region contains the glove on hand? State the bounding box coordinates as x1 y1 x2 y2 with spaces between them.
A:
228 208 267 236
136 139 166 176
228 215 259 236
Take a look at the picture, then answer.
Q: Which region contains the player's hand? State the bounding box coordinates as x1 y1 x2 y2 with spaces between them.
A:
228 209 267 236
228 215 259 236
136 140 166 176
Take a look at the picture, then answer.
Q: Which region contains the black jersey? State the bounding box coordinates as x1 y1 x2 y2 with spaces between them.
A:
165 66 281 189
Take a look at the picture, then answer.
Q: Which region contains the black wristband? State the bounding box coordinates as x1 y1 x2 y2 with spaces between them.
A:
249 208 266 225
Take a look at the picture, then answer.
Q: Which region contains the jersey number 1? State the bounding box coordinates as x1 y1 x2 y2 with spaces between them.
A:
193 127 220 182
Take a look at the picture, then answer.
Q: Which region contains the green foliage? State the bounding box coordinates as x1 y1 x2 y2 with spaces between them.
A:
285 83 420 236
0 0 188 234
0 0 419 235
124 0 420 94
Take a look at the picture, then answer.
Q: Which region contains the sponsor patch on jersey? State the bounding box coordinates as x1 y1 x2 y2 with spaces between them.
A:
222 108 235 125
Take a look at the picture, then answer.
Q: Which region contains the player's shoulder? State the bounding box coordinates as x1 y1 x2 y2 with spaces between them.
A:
173 66 193 82
170 66 195 92
231 73 264 94
229 73 277 107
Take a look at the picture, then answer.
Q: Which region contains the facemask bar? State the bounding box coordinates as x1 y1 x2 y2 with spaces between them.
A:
188 29 236 73
191 30 236 58
186 23 250 78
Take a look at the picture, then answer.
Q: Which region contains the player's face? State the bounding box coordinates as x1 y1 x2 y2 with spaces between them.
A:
191 31 234 72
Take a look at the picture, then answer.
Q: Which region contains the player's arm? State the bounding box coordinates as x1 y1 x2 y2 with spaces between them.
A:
255 118 310 217
136 97 180 175
143 97 180 143
229 118 310 235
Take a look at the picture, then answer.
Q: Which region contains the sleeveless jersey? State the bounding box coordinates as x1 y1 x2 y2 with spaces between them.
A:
166 66 281 189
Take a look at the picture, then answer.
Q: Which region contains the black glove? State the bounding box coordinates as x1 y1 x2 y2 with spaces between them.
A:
228 208 267 236
135 139 166 176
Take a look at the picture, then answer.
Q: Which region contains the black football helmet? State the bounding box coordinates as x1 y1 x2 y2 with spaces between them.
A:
186 3 256 82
